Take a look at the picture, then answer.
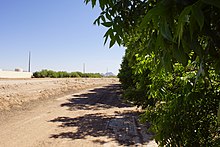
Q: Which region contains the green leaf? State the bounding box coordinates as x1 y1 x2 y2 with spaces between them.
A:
104 34 109 45
155 34 165 52
106 12 112 21
201 0 220 9
114 33 121 45
160 19 173 42
99 0 105 10
173 45 189 66
175 5 192 47
104 28 112 37
189 14 197 39
84 0 89 5
140 5 167 30
91 0 96 8
192 4 204 30
146 32 157 53
108 29 117 47
100 15 106 22
93 16 101 25
101 22 112 27
109 37 116 48
103 28 113 45
113 24 123 39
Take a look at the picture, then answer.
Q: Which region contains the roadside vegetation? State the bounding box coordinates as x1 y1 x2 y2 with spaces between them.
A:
86 0 220 146
33 70 103 78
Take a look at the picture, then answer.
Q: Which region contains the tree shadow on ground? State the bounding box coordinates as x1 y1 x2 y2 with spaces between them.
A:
50 84 154 146
60 84 130 111
50 111 153 146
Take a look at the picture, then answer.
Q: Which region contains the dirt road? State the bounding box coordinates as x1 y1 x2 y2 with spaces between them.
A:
0 80 157 146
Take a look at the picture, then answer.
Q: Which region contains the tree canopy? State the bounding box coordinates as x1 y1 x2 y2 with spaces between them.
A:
85 0 220 146
85 0 220 73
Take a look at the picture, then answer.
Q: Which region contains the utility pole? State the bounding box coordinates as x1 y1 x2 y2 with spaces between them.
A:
83 63 85 73
28 51 31 72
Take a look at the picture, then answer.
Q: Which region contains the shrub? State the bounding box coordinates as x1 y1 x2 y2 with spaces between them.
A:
33 70 103 78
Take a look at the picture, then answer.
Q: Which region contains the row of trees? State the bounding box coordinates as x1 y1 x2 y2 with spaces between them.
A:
118 52 219 146
86 0 220 146
33 70 103 78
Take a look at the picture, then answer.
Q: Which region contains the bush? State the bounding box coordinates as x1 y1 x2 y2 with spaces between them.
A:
119 53 220 146
33 70 103 78
70 72 80 78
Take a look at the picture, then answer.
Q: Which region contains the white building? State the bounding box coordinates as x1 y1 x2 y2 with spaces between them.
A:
0 68 32 79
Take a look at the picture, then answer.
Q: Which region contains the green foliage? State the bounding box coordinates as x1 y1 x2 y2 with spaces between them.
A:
85 0 220 146
81 72 103 78
143 62 220 146
117 55 134 90
86 0 220 73
70 72 80 78
120 51 220 146
33 70 103 78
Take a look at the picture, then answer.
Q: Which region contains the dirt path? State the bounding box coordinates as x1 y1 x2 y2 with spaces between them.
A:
0 83 157 147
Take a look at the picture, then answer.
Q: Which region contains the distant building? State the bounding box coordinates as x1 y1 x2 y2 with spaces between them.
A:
0 68 32 79
15 68 24 72
102 72 115 77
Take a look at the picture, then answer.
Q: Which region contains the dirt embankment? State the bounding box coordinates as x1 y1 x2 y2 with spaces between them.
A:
0 78 118 111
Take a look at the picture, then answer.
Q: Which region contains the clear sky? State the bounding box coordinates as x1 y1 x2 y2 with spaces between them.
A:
0 0 125 74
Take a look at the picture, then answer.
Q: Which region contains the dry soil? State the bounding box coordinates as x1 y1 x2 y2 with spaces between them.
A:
0 78 157 147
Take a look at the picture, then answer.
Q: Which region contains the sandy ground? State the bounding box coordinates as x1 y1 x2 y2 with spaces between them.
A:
0 78 117 111
0 78 157 146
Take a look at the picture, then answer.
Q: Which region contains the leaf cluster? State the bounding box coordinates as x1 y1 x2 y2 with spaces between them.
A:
86 0 220 73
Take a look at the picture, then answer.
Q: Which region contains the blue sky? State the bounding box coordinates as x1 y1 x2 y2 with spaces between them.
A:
0 0 125 74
